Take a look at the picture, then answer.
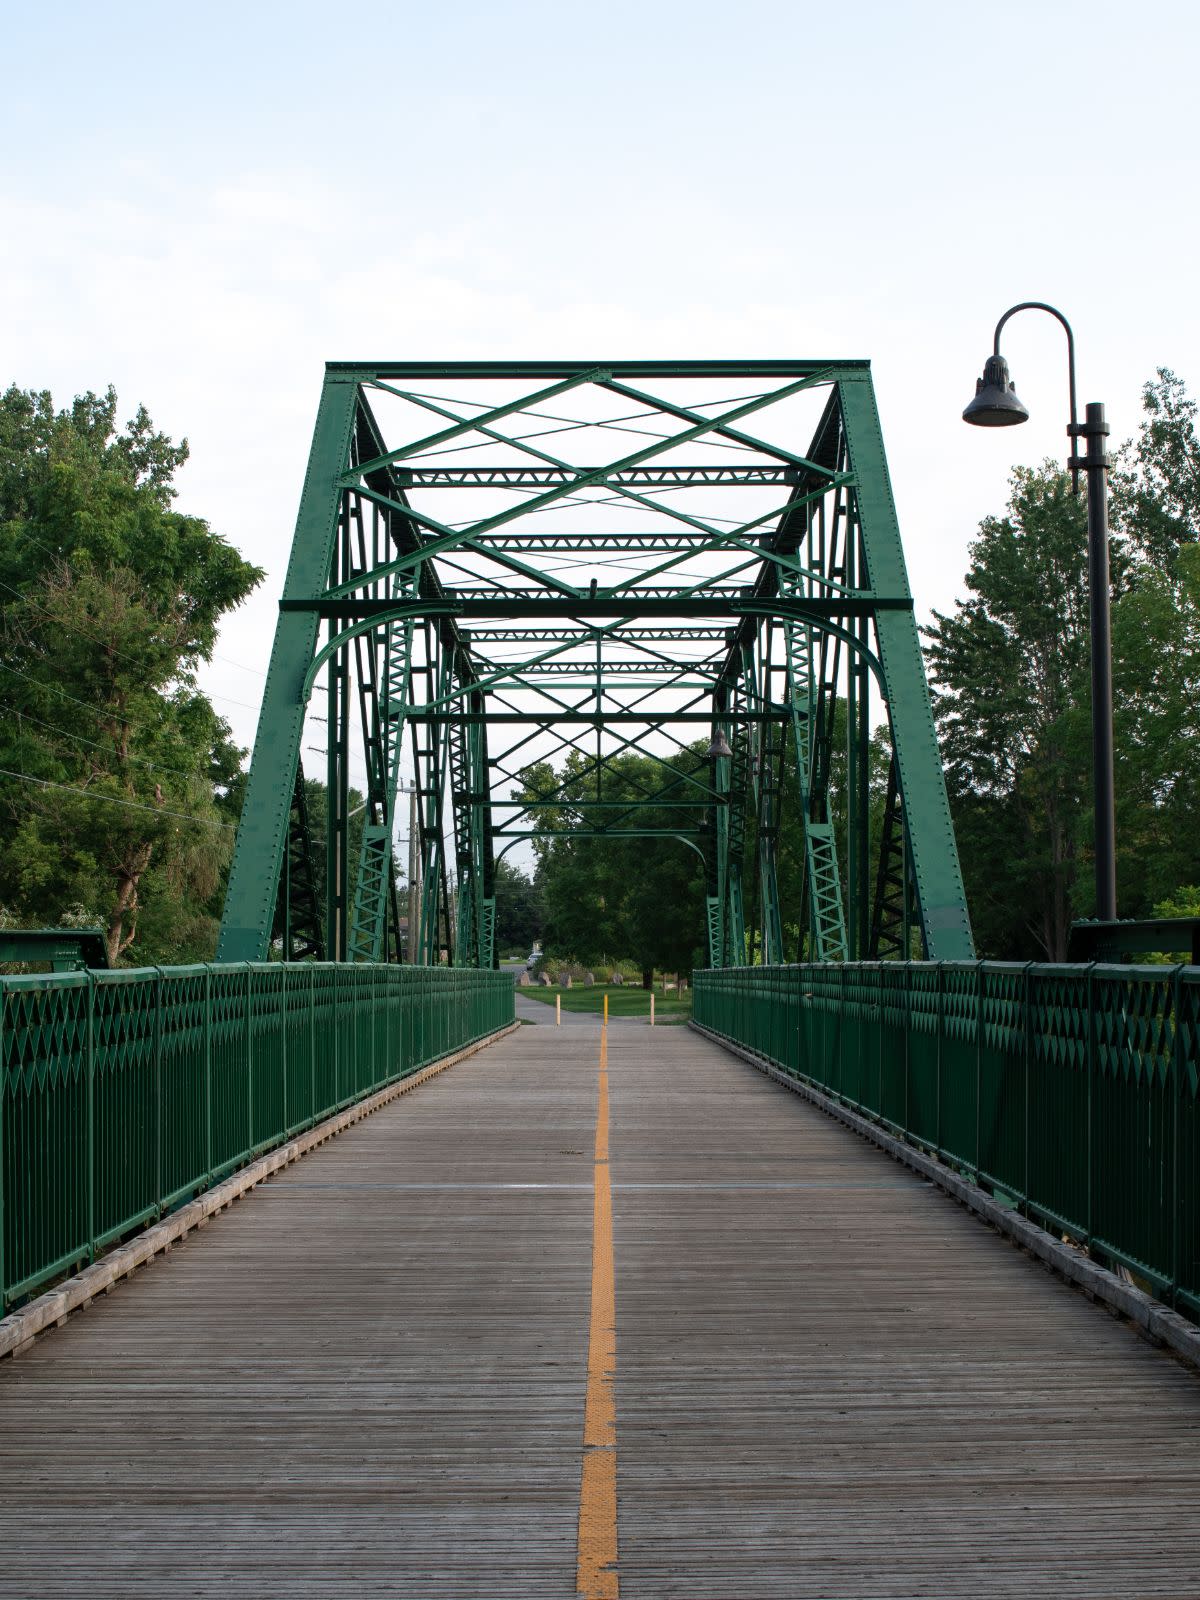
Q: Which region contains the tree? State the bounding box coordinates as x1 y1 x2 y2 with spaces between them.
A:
492 856 543 954
926 370 1200 958
924 465 1096 959
1107 368 1200 916
1113 368 1200 570
516 748 707 983
0 385 262 963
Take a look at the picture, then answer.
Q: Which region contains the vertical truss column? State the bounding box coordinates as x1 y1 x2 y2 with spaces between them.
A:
783 617 848 962
347 615 414 962
412 631 454 965
218 376 358 962
451 678 496 970
743 632 786 966
869 755 914 959
839 376 974 960
706 688 731 966
724 671 752 965
280 765 325 961
843 492 872 960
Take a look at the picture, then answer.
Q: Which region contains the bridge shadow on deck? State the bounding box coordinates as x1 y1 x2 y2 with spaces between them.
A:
1 1026 1198 1599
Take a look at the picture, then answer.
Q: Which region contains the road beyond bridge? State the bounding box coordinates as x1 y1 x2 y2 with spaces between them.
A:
2 1021 1198 1599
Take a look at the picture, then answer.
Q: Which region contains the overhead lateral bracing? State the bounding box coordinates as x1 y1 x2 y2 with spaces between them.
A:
217 361 973 968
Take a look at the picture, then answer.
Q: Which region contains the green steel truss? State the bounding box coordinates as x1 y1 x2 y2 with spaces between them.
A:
217 361 974 966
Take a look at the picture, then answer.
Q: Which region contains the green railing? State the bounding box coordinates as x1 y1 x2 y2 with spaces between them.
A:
0 962 514 1309
694 962 1200 1319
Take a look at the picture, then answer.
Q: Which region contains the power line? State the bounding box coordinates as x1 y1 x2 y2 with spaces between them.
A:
11 529 269 679
0 659 163 740
0 657 248 745
0 765 236 831
6 708 210 784
0 578 263 713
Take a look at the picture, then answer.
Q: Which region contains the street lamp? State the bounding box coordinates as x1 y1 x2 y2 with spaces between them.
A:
963 301 1117 921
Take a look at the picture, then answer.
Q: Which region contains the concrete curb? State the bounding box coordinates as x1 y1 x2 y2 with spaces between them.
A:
0 1019 520 1361
689 1019 1200 1373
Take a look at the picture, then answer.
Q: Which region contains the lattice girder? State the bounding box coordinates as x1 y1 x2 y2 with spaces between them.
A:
217 361 973 967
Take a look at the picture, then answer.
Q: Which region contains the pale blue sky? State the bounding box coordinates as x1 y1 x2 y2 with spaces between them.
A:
3 0 1197 763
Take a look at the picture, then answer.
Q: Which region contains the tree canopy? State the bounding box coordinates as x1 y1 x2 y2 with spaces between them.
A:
517 748 707 982
925 370 1200 958
0 384 262 963
492 855 543 954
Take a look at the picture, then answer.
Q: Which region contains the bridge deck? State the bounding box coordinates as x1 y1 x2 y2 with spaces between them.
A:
2 1021 1199 1598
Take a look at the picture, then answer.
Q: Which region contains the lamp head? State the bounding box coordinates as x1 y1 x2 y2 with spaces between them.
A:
963 353 1029 427
705 729 733 761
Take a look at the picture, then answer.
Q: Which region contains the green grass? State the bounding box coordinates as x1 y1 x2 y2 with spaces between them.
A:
517 983 692 1021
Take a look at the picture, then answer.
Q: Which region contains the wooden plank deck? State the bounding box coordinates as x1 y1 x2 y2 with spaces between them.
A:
1 1019 1198 1598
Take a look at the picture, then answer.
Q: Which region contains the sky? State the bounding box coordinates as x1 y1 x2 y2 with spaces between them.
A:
3 0 1197 778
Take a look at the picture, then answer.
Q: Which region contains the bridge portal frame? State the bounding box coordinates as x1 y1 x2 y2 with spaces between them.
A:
216 360 973 967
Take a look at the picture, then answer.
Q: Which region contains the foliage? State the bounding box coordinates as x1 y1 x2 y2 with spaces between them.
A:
517 747 707 981
1154 885 1200 920
924 466 1093 958
492 855 543 953
0 384 262 963
1112 368 1200 570
926 370 1200 959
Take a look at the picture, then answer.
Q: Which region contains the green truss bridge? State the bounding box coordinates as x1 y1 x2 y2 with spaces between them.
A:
2 361 1199 1598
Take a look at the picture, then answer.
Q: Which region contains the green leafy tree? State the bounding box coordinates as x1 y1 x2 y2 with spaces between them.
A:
926 370 1200 958
1113 368 1200 569
0 385 262 963
517 749 706 983
492 856 543 953
924 465 1096 959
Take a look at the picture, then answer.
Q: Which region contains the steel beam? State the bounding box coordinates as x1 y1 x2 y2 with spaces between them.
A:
220 359 974 971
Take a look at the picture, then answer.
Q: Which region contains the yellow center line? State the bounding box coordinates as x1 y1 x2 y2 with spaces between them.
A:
577 1018 619 1599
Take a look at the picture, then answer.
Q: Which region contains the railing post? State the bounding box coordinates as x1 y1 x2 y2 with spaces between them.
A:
1171 964 1183 1308
974 963 983 1181
1023 962 1034 1217
204 966 213 1185
935 963 944 1157
154 967 164 1217
334 965 341 1105
904 961 912 1133
1086 962 1096 1248
0 980 5 1304
280 963 288 1138
87 970 96 1267
875 964 884 1117
244 964 253 1154
309 964 316 1126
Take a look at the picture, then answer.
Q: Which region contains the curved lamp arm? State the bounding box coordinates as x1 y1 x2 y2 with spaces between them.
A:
993 301 1080 493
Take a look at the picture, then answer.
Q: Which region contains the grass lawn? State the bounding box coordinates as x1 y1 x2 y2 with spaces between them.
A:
518 983 692 1022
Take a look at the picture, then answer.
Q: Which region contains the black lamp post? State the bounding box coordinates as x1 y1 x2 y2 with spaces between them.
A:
964 301 1117 922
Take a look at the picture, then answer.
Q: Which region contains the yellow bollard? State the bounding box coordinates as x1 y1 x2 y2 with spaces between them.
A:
556 993 561 1026
603 992 608 1025
650 992 655 1027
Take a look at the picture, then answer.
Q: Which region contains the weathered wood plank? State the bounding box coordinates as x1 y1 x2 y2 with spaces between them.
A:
610 1029 1200 1598
0 1020 1198 1598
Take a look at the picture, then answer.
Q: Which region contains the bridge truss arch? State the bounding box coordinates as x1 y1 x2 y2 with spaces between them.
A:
216 360 974 968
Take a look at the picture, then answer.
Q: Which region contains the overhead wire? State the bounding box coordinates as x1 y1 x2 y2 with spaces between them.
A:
0 579 264 715
0 765 236 831
11 529 270 680
3 708 220 784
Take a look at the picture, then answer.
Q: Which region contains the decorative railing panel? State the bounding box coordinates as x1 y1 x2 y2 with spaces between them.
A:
694 962 1200 1319
0 964 513 1308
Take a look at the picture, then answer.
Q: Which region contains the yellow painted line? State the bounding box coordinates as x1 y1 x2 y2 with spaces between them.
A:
577 1020 619 1599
